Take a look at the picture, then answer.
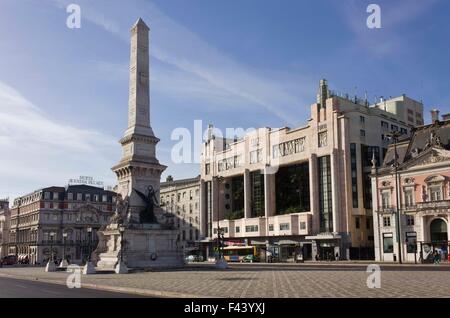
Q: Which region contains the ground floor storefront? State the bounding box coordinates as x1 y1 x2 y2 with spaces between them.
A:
198 233 373 262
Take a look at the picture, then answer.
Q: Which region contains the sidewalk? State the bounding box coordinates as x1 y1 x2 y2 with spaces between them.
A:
1 263 449 298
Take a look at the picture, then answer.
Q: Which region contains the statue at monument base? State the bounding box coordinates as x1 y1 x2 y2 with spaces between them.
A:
95 189 184 272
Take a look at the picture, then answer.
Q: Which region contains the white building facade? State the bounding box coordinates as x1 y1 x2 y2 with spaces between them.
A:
200 79 423 262
160 176 202 253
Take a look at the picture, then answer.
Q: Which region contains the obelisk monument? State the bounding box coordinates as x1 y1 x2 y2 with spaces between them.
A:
96 18 183 272
113 17 164 214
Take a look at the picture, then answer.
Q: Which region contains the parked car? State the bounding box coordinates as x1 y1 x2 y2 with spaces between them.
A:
241 254 258 263
1 255 18 266
185 255 204 262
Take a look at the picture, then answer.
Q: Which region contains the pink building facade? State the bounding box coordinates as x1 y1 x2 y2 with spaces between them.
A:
371 113 450 263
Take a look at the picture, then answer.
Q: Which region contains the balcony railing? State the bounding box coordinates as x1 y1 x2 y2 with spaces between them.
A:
402 200 450 211
375 206 396 214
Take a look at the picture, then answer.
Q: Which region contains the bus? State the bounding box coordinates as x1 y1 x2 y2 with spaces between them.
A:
223 246 257 262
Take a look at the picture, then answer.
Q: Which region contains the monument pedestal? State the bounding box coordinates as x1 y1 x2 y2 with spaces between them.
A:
45 260 56 272
96 223 184 271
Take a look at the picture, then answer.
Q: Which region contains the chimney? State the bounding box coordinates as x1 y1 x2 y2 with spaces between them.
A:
431 109 440 123
442 113 450 121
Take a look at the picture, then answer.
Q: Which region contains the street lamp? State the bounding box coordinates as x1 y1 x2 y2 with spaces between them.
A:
87 227 92 262
115 224 128 274
388 131 403 264
83 227 95 275
59 232 68 268
45 232 56 272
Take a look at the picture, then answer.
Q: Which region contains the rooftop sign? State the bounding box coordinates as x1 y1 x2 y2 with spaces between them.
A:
68 176 104 188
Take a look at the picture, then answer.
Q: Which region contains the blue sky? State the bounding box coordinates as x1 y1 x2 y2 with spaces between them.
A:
1 0 449 201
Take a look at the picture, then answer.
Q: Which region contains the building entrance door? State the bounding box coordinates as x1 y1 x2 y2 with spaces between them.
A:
430 219 449 262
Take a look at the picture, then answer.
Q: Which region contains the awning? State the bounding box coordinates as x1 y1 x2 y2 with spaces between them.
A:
306 233 341 240
275 240 300 245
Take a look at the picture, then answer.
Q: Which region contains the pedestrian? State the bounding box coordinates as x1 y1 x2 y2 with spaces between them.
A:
315 254 319 262
335 252 339 261
433 251 439 265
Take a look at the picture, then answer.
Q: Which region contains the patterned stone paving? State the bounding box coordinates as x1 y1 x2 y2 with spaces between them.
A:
0 263 449 298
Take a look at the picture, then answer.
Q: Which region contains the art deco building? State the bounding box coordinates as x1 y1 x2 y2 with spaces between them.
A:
8 185 116 264
372 110 450 263
160 176 202 253
0 199 10 258
200 79 424 261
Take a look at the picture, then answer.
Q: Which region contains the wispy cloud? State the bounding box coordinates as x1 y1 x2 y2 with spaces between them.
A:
0 81 119 200
50 0 312 125
336 0 440 57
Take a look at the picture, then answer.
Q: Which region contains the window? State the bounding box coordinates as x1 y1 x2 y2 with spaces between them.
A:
404 189 414 207
245 225 258 232
250 149 263 164
391 124 398 131
366 218 371 230
400 128 408 135
102 195 107 202
383 233 394 253
381 121 389 129
360 116 365 124
406 215 415 226
318 132 327 148
275 162 310 215
406 232 417 253
77 193 82 201
85 194 91 201
350 144 358 208
68 193 73 200
318 156 333 232
44 192 50 200
205 163 210 175
235 226 240 233
355 217 360 229
94 194 99 202
279 223 290 231
299 222 306 230
430 186 442 201
360 129 366 137
381 192 390 209
383 216 391 227
268 224 274 231
53 192 59 200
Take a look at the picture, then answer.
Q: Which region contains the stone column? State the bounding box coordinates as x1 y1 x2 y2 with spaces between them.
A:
309 154 319 234
244 169 251 218
330 150 339 233
199 179 207 237
212 177 219 225
264 166 276 218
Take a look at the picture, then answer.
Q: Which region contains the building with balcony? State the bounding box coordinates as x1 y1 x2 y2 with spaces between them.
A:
8 185 116 265
372 110 450 263
160 176 202 254
0 199 10 258
200 79 423 262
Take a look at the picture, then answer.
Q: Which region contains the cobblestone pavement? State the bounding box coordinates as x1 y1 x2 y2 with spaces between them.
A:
0 263 449 298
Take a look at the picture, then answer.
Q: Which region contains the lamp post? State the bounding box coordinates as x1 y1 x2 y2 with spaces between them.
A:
115 224 128 274
388 131 403 264
45 232 56 272
83 227 95 275
59 232 68 268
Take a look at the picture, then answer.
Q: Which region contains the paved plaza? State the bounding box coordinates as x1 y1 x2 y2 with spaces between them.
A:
0 263 449 298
